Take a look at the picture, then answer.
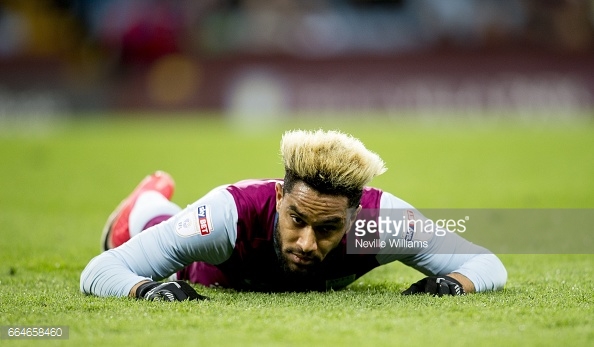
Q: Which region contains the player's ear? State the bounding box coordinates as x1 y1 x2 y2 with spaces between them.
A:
275 182 284 211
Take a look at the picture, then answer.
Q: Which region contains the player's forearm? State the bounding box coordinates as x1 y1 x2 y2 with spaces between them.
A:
80 252 152 298
407 229 507 293
453 253 507 292
129 280 151 298
446 272 475 293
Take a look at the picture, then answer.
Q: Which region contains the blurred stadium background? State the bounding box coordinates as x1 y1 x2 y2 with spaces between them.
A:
0 0 593 124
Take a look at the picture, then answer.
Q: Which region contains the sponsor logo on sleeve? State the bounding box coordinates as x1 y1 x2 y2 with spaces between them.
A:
196 205 213 236
174 204 213 237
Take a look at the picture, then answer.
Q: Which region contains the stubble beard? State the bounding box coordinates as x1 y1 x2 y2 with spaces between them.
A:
273 222 321 281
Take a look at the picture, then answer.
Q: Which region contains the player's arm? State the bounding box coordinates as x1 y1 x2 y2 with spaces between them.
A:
80 188 238 300
445 272 475 293
129 280 150 298
375 192 507 296
397 226 507 295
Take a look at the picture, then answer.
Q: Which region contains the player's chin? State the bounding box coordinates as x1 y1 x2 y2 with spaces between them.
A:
287 262 314 274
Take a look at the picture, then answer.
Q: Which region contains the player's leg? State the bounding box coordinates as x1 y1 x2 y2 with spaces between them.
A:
129 190 181 237
101 171 179 251
100 171 233 289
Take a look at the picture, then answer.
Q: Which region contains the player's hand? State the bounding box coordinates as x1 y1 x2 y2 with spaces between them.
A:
136 281 209 301
402 275 465 297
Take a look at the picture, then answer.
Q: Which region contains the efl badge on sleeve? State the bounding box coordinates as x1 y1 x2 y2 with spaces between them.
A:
175 212 198 237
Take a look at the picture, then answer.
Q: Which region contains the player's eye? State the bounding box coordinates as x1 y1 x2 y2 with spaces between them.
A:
290 215 305 226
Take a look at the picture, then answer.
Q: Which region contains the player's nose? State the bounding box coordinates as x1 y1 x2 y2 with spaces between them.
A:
296 226 317 254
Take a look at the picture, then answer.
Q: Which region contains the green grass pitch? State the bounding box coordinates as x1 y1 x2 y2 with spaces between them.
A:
0 114 592 346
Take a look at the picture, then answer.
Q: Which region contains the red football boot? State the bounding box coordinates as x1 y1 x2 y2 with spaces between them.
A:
101 171 175 251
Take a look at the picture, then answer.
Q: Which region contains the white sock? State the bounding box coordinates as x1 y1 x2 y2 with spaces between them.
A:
129 191 182 238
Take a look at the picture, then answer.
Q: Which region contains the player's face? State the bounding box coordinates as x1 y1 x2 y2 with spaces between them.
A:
274 182 360 274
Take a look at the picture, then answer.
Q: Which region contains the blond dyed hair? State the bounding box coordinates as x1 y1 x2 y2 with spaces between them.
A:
280 129 387 206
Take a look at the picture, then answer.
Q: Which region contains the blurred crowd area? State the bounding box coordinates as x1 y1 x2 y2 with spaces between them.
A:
0 0 593 117
2 0 593 62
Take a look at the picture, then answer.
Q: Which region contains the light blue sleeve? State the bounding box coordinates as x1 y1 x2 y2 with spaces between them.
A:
80 187 238 298
375 192 507 292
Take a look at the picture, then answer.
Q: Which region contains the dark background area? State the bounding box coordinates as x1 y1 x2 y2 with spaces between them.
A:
0 0 593 118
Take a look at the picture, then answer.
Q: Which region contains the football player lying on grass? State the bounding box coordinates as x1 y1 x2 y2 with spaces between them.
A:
81 129 506 301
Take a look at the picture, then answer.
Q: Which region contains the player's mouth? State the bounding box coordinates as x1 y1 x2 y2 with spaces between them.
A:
288 252 315 267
